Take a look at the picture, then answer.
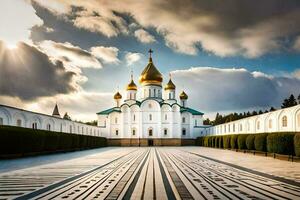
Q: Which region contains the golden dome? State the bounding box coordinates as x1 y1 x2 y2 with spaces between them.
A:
114 91 122 99
126 73 137 90
139 50 163 86
164 74 176 90
179 91 188 100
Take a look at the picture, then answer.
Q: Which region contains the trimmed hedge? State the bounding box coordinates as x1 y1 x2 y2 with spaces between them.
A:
246 134 255 150
197 132 300 156
267 132 295 155
0 125 107 157
294 133 300 157
254 133 268 152
237 134 249 150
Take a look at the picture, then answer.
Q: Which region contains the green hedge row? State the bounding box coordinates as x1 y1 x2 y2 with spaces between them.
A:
196 132 300 156
0 126 107 156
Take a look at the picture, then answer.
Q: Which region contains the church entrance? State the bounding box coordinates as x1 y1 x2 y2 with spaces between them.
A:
148 139 154 146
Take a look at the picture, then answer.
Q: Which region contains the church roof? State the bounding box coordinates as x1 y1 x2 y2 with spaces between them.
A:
52 104 61 117
139 50 163 86
97 107 121 115
180 107 204 115
164 78 176 90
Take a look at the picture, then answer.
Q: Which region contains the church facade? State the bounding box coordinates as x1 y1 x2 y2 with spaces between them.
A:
97 50 205 146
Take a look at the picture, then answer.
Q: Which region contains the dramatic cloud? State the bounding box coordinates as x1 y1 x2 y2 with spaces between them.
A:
33 0 300 58
125 52 142 66
90 46 119 63
172 67 300 112
0 0 43 46
134 29 156 43
39 40 103 69
0 41 77 100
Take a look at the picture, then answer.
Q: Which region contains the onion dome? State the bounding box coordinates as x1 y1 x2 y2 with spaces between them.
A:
63 112 71 120
179 91 188 100
126 73 137 90
164 73 176 90
139 49 163 86
114 91 122 99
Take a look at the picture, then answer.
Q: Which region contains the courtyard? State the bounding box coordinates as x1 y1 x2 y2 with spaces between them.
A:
0 147 300 200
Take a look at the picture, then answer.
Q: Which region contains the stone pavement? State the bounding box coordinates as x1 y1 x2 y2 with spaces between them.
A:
0 147 299 199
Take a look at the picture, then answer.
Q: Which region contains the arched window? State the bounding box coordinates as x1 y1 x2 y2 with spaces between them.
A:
247 122 250 131
148 128 153 136
32 123 37 129
148 103 152 108
132 129 136 136
82 127 84 134
182 117 186 123
47 124 51 131
164 129 167 135
182 128 186 136
282 116 287 127
233 124 235 132
257 121 260 130
115 117 118 124
165 114 167 120
169 93 171 99
115 129 119 135
149 114 152 121
16 119 22 127
149 89 151 97
269 119 272 129
133 114 136 121
239 124 242 132
86 127 88 134
154 89 156 97
228 124 230 132
0 117 3 125
70 125 72 133
224 125 226 132
195 119 197 126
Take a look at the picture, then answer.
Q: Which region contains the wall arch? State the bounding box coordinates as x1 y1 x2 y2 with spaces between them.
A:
0 107 12 125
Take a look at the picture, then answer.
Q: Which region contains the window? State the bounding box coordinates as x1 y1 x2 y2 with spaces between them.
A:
224 125 226 132
165 114 167 120
17 119 22 127
195 119 197 126
86 127 88 134
269 119 272 129
233 124 235 132
239 124 242 132
247 122 250 131
132 129 136 136
133 114 136 121
149 89 151 97
182 128 186 136
154 89 156 97
149 129 153 136
164 129 167 136
32 123 37 129
149 114 152 121
115 117 118 124
116 129 119 135
282 116 287 127
78 126 80 133
169 93 171 99
257 121 260 130
0 117 3 125
130 93 132 99
47 124 51 131
148 103 152 108
82 127 84 134
228 124 230 132
70 125 72 133
182 117 186 123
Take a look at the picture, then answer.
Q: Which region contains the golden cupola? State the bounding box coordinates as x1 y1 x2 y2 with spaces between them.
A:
179 91 188 100
139 49 163 86
114 91 122 99
164 73 176 90
126 73 137 91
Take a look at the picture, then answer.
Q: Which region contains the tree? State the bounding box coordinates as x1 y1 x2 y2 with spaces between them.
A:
203 118 212 125
270 107 276 111
298 94 300 104
282 94 297 108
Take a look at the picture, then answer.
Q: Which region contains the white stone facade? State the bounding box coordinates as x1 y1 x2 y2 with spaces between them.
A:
0 104 102 137
203 104 300 136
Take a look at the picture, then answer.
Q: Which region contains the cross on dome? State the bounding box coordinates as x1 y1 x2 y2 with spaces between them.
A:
148 49 153 58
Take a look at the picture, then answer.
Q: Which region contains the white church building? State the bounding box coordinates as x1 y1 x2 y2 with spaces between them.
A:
96 50 205 146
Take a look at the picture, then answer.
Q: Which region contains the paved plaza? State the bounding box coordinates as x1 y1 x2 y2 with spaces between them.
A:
0 147 300 200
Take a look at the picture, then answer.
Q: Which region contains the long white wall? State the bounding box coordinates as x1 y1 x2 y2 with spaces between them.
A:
0 104 103 137
202 104 300 136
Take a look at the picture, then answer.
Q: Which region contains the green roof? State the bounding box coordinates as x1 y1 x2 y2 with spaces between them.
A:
180 107 204 115
97 107 121 115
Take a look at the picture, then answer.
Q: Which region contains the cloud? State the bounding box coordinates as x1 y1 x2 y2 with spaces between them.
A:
0 0 43 45
134 29 156 43
90 46 119 63
0 41 77 100
172 67 300 112
33 0 300 58
38 40 103 69
125 52 142 66
0 91 113 122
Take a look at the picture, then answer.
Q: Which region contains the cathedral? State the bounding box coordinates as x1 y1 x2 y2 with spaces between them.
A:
97 50 205 146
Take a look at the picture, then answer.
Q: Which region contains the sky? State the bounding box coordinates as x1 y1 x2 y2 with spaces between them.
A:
1 0 300 121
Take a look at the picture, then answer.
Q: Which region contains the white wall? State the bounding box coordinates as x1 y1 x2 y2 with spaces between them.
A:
203 104 300 136
0 105 102 137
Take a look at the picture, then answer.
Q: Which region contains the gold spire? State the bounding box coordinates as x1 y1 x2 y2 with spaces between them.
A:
179 90 188 100
164 73 176 90
127 71 137 90
139 49 163 86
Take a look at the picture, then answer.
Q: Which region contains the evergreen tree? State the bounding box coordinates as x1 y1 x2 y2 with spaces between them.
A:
298 94 300 104
270 107 276 111
258 110 263 114
282 94 297 108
